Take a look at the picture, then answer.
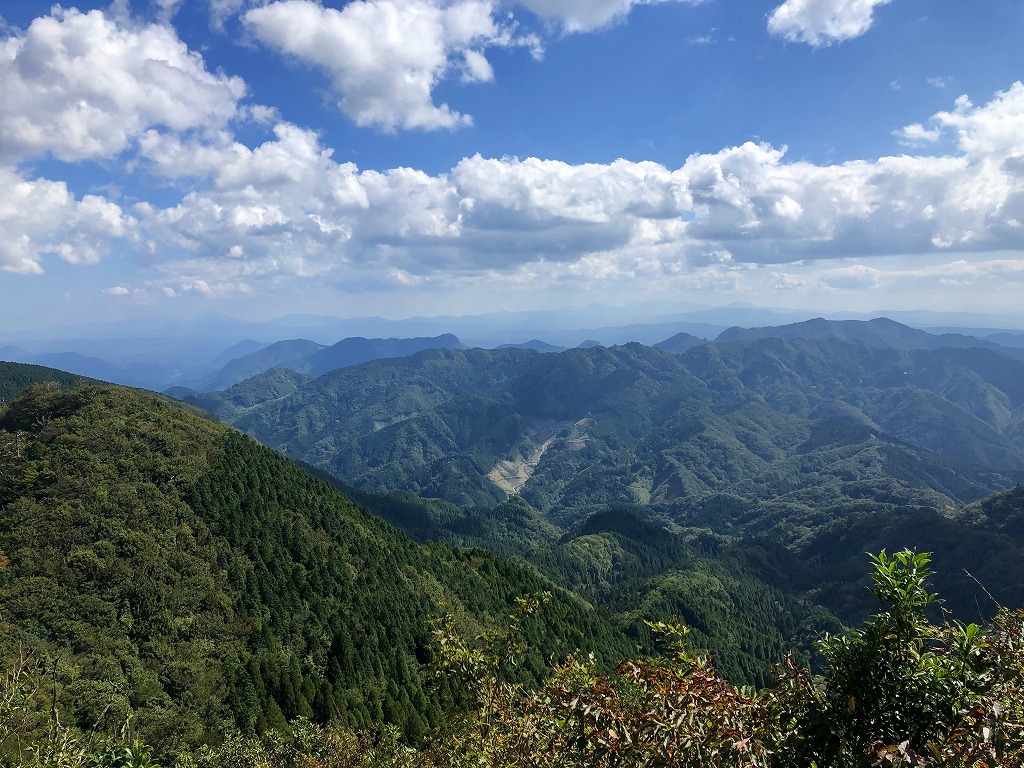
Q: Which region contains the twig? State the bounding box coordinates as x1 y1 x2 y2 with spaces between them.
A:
963 569 1002 611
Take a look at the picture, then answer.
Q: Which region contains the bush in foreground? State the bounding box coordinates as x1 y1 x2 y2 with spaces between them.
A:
4 551 1023 767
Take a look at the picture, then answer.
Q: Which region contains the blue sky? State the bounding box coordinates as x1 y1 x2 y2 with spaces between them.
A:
2 0 1024 330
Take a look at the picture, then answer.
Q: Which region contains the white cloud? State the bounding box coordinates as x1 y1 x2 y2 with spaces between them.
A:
244 0 520 132
49 82 1024 301
0 7 245 162
155 0 186 22
515 0 701 34
768 0 893 47
893 122 941 145
932 85 1024 158
769 271 806 290
209 0 247 29
818 263 881 289
0 168 133 274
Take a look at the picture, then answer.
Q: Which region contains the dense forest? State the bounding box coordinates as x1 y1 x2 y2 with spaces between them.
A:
0 381 630 762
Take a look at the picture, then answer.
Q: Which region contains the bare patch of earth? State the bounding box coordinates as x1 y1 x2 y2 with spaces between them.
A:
488 417 593 496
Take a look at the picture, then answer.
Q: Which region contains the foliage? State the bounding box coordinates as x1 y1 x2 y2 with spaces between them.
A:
0 382 629 762
158 550 1024 768
405 550 1024 768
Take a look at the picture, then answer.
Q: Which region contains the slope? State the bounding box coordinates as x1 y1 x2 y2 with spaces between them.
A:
0 381 630 760
186 337 1024 527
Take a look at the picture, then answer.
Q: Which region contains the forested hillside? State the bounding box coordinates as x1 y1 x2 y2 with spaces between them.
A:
187 334 1024 529
0 381 631 761
0 361 101 401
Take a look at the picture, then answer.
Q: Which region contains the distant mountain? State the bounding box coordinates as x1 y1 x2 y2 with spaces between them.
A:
184 339 326 391
654 332 706 354
985 331 1024 349
576 339 602 348
496 340 566 353
0 345 31 360
206 338 270 366
715 317 1020 356
183 334 466 391
299 333 466 377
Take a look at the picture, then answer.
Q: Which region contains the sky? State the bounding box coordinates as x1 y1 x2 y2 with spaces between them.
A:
1 0 1024 330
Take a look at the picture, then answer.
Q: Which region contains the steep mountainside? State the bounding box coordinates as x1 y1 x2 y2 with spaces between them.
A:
0 381 633 759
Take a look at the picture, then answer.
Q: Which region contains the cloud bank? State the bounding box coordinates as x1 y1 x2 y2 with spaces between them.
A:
118 80 1024 298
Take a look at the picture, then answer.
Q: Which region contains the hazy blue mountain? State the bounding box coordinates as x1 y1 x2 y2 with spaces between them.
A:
0 345 32 360
985 331 1024 349
299 333 466 376
181 334 467 392
715 316 1019 356
654 332 706 354
496 340 566 352
184 339 326 391
206 338 271 366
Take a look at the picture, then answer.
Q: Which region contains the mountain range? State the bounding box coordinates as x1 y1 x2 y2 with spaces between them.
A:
184 330 1024 524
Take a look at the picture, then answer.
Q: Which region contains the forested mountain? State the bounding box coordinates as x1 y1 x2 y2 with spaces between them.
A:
4 344 1024 765
185 333 1024 527
0 360 102 401
0 381 635 761
654 331 706 354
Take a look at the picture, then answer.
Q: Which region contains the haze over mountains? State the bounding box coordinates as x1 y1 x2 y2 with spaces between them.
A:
5 303 1024 393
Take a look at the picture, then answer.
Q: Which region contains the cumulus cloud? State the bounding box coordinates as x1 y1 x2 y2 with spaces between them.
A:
25 80 1023 301
514 0 701 34
893 122 942 145
0 7 245 162
768 0 893 47
0 169 133 274
818 263 881 289
121 82 1024 295
244 0 522 132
